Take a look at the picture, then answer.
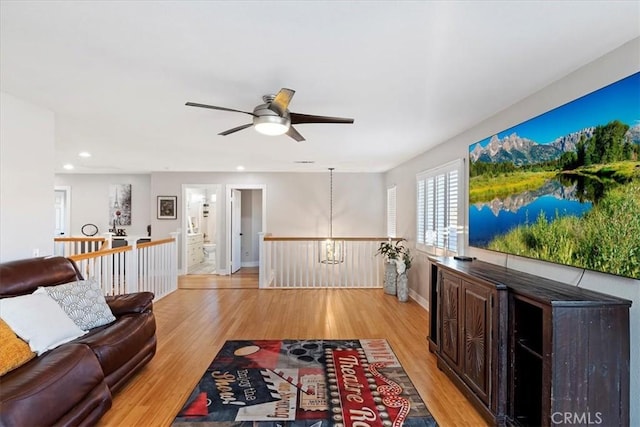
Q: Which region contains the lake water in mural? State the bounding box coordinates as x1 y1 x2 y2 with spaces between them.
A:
468 72 640 280
470 196 592 248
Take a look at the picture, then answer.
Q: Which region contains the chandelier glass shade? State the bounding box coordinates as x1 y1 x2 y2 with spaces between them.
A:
320 238 344 264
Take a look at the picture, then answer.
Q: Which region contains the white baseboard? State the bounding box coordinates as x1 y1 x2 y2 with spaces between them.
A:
409 288 429 312
241 261 259 268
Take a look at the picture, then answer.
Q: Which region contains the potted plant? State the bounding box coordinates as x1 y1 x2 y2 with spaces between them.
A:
376 239 406 295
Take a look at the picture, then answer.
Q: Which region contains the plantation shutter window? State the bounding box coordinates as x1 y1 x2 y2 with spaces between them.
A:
387 186 397 238
416 159 464 254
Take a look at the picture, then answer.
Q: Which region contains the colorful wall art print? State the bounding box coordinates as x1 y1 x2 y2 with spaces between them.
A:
468 72 639 280
109 184 132 226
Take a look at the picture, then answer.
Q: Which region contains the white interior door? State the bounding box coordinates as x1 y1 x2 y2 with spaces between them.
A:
231 189 242 274
54 187 70 236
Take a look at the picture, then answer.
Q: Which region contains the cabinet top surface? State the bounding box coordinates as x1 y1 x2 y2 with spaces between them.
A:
430 257 632 307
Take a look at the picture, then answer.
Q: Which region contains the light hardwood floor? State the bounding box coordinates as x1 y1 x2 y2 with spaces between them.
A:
178 267 259 289
97 276 488 426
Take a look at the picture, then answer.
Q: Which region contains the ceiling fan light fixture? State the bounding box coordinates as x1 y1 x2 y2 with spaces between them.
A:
253 115 291 136
186 88 353 141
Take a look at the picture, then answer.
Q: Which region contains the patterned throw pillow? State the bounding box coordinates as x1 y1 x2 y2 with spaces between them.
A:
36 279 116 330
0 318 36 376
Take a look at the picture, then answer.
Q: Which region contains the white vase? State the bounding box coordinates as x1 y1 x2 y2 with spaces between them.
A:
384 262 397 295
397 273 409 302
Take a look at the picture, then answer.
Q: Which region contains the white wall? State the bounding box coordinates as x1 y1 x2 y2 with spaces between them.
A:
0 92 55 261
54 174 151 237
150 171 386 271
387 37 640 425
51 171 385 273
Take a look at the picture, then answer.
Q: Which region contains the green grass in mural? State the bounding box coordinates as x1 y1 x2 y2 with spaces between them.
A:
574 161 640 182
489 180 640 279
469 171 556 204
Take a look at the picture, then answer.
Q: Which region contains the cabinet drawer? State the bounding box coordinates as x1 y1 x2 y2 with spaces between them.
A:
187 234 204 244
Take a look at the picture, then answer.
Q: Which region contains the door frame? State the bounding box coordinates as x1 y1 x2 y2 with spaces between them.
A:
54 186 71 236
181 184 221 275
225 184 266 276
230 189 242 274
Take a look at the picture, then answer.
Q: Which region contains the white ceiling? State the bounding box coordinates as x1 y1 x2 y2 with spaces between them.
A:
1 1 639 174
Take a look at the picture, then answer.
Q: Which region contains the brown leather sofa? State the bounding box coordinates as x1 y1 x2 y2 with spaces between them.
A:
0 256 157 426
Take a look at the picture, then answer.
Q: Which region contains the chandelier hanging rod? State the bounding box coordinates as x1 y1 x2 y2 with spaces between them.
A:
329 167 334 239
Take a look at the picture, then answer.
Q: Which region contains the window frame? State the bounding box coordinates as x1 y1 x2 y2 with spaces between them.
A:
416 158 465 255
386 185 397 238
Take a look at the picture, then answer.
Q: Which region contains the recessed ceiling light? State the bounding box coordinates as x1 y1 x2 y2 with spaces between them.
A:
63 164 74 170
236 165 245 171
78 151 91 158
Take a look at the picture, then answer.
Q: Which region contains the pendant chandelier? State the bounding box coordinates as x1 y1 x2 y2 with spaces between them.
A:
319 167 344 264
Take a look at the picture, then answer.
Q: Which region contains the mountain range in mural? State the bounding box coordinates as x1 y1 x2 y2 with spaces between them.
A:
470 124 640 166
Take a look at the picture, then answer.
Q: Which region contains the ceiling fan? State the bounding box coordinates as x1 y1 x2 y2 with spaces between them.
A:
186 88 354 142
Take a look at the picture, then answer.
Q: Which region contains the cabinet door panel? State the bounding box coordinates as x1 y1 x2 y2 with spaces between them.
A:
441 274 461 366
463 280 491 403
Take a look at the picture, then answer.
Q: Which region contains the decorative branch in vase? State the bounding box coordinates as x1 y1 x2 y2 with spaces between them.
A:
376 239 411 299
395 247 412 302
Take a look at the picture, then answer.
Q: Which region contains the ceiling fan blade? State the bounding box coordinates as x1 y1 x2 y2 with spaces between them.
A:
290 112 354 125
286 126 305 142
218 123 254 136
186 102 256 117
268 88 295 116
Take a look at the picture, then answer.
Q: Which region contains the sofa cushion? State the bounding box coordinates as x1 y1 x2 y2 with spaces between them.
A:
0 343 112 427
36 278 116 330
0 256 81 298
0 293 87 355
0 319 35 376
78 311 156 377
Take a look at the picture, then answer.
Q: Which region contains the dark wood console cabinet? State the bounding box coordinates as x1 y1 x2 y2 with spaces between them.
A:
428 257 631 427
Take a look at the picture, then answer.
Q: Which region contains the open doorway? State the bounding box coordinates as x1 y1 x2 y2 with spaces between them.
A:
226 184 266 276
183 184 221 275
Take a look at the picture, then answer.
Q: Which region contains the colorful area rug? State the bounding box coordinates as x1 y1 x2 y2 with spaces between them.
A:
172 339 438 426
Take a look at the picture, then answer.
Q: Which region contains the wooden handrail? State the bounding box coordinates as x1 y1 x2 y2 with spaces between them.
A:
138 237 175 248
68 238 176 260
69 246 129 261
54 237 106 242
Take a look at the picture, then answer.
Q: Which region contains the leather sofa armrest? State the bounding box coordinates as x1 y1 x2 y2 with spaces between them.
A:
105 292 154 316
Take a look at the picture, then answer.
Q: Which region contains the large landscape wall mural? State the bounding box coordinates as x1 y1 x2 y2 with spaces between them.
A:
469 72 639 280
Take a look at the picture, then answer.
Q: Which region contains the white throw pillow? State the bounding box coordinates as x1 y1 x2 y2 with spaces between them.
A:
0 293 88 355
35 278 116 330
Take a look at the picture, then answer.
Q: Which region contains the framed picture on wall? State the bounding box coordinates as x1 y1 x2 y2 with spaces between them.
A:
109 183 132 225
157 196 177 220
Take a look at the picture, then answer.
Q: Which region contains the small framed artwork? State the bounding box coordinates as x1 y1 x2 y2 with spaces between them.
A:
157 196 177 220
